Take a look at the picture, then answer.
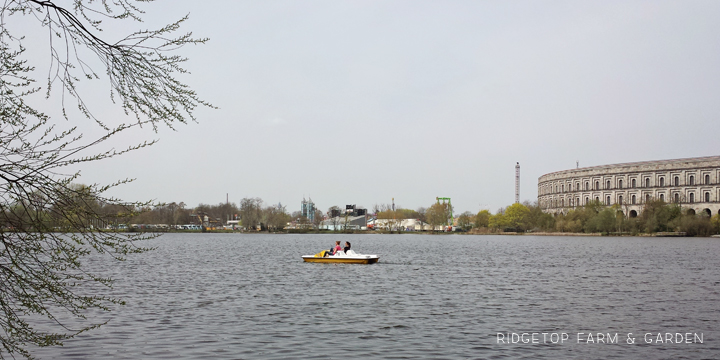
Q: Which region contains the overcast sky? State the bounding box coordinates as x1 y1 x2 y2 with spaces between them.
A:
16 0 720 214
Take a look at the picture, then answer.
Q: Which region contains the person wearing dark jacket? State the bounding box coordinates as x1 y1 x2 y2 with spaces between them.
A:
343 241 351 253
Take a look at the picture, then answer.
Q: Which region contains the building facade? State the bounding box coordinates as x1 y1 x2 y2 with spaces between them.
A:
538 156 720 217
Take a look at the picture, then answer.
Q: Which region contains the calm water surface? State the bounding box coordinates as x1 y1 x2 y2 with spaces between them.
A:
32 234 720 359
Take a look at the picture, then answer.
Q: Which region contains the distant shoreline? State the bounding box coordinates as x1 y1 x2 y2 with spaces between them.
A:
103 229 710 237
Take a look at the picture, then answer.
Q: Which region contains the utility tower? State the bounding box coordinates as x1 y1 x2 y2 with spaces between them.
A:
436 197 453 227
515 162 520 204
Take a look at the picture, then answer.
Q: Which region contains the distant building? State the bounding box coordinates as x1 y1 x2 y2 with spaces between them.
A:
301 197 315 222
538 155 720 217
370 218 431 231
344 204 367 216
320 215 368 231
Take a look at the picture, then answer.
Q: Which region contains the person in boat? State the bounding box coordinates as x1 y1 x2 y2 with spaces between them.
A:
343 241 351 253
325 241 343 257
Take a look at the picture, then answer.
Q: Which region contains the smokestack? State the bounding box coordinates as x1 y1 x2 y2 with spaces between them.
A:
515 162 520 204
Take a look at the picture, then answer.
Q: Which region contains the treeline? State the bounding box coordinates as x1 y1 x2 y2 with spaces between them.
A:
121 197 304 231
1 186 315 232
120 197 328 231
374 201 454 229
553 199 717 236
17 183 715 235
462 200 719 236
453 202 553 233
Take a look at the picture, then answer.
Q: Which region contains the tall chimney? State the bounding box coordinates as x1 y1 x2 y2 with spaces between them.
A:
515 162 520 204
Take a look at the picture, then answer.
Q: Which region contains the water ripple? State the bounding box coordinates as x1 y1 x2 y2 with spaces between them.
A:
27 234 720 359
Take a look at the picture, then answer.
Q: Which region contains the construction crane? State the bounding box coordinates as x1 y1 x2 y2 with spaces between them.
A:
436 197 453 230
194 211 221 231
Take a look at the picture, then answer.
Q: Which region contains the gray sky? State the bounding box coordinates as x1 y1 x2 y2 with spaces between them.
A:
18 0 720 214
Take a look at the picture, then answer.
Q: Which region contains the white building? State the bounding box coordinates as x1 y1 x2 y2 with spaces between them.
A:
319 216 367 231
369 218 433 231
538 155 720 217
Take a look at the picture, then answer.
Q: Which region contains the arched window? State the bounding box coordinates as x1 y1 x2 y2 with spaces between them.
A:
576 183 579 191
705 174 710 184
659 177 664 187
674 176 679 186
646 194 650 203
562 184 564 192
645 178 650 187
595 181 599 190
585 182 589 191
576 198 580 206
606 196 610 205
595 196 599 202
631 195 636 204
674 193 679 203
561 199 564 207
632 179 636 188
689 193 695 203
606 180 610 189
660 194 664 202
585 197 589 205
618 195 623 204
619 179 623 188
705 192 710 202
689 175 695 185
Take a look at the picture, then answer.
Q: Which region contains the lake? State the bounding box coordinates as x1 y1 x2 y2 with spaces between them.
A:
31 233 720 359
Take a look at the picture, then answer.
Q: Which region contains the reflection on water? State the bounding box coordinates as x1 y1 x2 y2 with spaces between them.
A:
32 234 719 359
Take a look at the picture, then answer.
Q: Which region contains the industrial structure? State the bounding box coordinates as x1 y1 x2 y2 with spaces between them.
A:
300 197 315 222
538 155 720 217
192 211 221 231
344 204 366 216
515 162 520 204
436 197 453 226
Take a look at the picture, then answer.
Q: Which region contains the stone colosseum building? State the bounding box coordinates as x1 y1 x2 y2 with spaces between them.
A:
538 156 720 217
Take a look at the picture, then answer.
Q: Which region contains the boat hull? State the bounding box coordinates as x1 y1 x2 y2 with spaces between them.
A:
302 256 379 264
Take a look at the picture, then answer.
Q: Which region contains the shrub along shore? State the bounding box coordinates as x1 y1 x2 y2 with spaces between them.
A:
468 199 719 237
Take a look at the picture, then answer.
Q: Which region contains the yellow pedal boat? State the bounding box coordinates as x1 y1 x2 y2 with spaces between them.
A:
302 249 379 264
